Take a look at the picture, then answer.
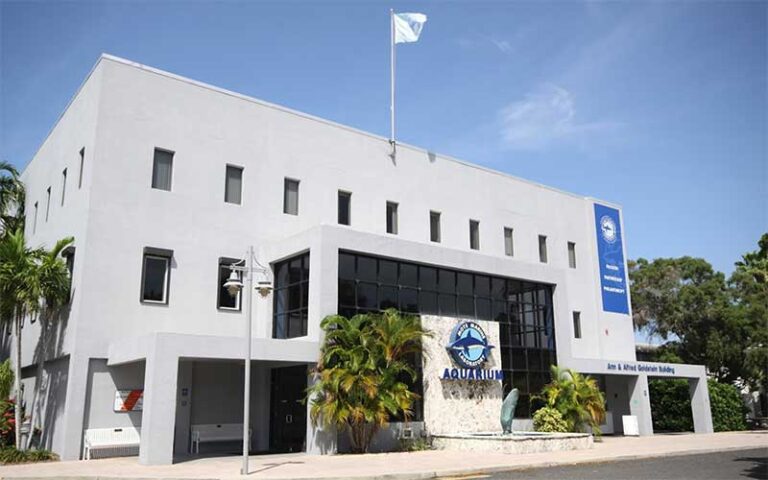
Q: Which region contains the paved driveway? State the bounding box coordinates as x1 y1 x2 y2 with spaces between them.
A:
478 448 767 480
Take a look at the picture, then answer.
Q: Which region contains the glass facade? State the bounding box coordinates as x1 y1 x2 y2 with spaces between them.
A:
273 252 310 338
338 250 557 418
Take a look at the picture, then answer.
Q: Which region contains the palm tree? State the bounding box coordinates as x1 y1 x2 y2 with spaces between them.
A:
0 230 42 448
0 161 25 236
25 236 73 449
538 365 606 435
308 309 430 453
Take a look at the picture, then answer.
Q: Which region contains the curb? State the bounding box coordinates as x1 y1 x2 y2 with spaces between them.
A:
1 444 766 480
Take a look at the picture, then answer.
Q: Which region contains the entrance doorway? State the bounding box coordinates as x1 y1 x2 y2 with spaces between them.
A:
269 365 307 453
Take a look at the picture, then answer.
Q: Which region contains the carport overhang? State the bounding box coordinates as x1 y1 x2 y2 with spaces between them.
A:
106 332 320 367
104 332 320 465
561 358 714 436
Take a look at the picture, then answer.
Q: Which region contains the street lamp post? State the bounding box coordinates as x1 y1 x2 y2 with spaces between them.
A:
224 246 272 476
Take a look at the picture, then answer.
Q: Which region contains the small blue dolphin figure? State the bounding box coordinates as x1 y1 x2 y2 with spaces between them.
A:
447 334 494 359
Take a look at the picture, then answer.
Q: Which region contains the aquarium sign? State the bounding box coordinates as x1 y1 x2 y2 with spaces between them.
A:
442 321 502 381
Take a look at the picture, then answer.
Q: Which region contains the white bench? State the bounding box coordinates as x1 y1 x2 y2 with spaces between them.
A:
82 427 141 460
190 423 250 454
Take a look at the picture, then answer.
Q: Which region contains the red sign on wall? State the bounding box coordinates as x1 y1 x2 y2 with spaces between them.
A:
114 389 143 412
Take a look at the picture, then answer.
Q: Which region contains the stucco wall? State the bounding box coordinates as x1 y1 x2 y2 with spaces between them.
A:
83 359 145 430
421 315 503 435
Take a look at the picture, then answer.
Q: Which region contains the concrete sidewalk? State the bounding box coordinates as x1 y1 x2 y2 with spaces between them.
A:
1 431 766 480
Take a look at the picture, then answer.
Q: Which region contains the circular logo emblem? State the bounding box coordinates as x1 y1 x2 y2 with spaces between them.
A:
446 321 494 369
600 215 618 244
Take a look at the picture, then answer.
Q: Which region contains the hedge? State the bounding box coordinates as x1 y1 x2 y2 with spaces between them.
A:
649 379 747 432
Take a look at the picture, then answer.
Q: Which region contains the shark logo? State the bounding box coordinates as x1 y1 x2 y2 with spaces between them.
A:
446 321 494 369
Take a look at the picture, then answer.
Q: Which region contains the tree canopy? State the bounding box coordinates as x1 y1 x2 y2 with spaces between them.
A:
629 233 768 392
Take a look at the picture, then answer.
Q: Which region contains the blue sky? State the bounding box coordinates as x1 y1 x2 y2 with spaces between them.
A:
1 1 765 275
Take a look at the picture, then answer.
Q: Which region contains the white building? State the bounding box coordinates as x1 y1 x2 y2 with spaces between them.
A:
16 54 713 465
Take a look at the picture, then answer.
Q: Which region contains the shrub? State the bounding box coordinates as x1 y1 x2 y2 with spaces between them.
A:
649 379 693 432
536 366 606 435
0 447 58 464
708 379 748 432
533 406 569 433
0 399 17 447
399 436 432 451
649 379 747 432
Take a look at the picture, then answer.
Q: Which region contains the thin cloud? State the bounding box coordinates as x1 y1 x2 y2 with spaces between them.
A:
499 84 620 150
456 34 517 55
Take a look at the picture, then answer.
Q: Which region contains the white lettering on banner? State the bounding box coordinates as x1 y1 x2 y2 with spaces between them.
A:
604 275 624 283
606 264 620 271
603 286 625 294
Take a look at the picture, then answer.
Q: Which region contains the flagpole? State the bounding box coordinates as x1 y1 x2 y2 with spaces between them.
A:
390 8 396 157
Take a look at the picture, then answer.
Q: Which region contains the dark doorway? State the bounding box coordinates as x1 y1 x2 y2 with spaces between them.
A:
269 365 307 453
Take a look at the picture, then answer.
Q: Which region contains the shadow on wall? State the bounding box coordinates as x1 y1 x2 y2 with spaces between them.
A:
24 303 72 451
38 356 70 450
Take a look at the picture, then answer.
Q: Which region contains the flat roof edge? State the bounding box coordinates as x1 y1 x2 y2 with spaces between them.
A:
24 53 624 208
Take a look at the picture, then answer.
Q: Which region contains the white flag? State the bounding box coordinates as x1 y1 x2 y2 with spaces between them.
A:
394 13 427 44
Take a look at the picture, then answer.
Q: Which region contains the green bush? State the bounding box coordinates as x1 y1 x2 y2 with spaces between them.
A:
649 379 747 432
708 379 748 432
0 447 58 464
649 379 693 432
533 406 569 433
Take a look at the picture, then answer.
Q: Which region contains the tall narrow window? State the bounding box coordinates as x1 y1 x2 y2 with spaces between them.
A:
224 165 243 205
63 246 75 300
141 248 172 304
469 220 480 250
45 187 51 222
33 202 38 234
273 253 310 339
283 178 299 215
504 227 514 256
218 258 243 310
568 242 577 268
151 148 174 191
538 235 548 263
573 311 582 339
430 211 441 243
78 147 85 189
386 201 398 234
338 191 351 225
60 168 67 206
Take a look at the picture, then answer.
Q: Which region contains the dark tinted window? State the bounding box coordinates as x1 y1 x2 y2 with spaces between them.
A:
273 252 309 338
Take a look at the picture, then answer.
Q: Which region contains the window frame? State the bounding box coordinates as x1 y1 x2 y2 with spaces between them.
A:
337 190 351 226
217 257 243 311
33 202 38 234
224 164 244 205
469 219 480 250
568 242 577 269
78 147 85 189
386 201 398 234
538 235 548 263
430 211 441 243
151 147 174 192
45 187 51 222
573 311 582 339
283 178 300 215
504 227 514 256
140 248 172 305
61 168 67 206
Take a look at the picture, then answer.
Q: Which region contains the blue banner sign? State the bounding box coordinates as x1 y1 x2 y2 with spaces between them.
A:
594 203 629 314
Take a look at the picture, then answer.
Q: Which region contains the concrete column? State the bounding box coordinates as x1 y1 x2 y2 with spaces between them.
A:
627 374 653 436
173 361 193 454
58 353 91 460
139 347 179 465
305 370 336 455
308 235 338 342
689 377 714 433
